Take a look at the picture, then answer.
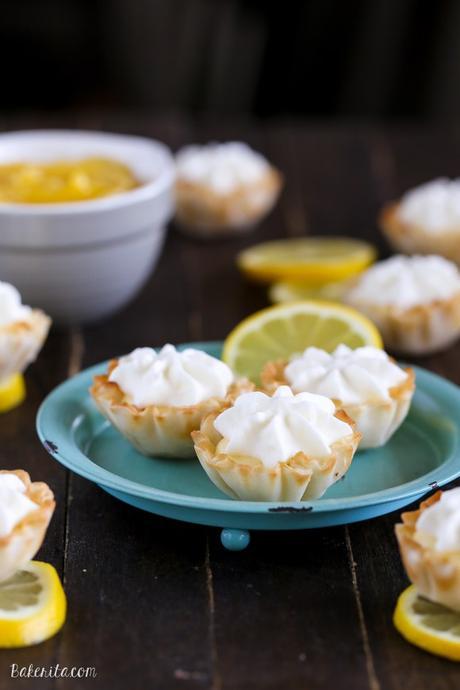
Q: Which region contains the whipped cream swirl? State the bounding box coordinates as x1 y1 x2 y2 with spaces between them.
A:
285 345 408 405
213 385 353 468
176 142 270 195
346 255 460 310
399 178 460 233
0 474 38 538
109 344 234 407
0 282 32 327
415 487 460 552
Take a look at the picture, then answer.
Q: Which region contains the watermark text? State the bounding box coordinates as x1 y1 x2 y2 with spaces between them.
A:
11 664 97 680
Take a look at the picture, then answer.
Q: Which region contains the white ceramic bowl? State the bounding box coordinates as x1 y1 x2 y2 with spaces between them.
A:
0 130 175 324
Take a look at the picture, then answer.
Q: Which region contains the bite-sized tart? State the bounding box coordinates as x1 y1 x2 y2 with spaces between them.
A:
262 345 415 449
0 281 51 383
174 142 282 237
91 344 253 458
344 255 460 354
192 385 361 502
0 470 55 582
396 488 460 612
380 178 460 265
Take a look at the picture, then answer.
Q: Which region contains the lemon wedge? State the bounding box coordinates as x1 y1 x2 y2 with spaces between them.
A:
269 279 352 304
0 561 66 648
222 300 383 382
0 374 26 414
237 237 376 285
394 585 460 661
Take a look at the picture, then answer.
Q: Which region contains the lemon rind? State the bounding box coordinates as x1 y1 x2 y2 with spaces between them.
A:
394 585 460 662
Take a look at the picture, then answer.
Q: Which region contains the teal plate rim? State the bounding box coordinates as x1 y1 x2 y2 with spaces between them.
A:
36 341 460 515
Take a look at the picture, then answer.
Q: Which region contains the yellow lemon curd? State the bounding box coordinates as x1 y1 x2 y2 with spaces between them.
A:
0 158 140 203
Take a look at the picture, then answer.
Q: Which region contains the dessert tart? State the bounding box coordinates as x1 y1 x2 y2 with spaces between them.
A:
344 255 460 354
91 344 253 458
380 179 460 265
262 345 415 449
0 470 55 582
174 142 282 237
396 488 460 612
0 281 51 383
192 385 361 501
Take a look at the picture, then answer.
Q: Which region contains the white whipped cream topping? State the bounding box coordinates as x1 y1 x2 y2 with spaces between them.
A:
399 178 460 233
109 344 234 407
346 255 460 310
285 345 408 405
0 282 32 327
213 385 353 468
415 487 460 552
0 474 38 538
176 142 270 195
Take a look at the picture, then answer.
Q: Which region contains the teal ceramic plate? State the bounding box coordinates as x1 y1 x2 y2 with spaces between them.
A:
37 342 460 550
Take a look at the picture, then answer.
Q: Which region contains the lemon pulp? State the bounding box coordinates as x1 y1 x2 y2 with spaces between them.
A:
269 279 352 304
222 300 382 382
0 373 26 413
0 561 66 648
237 237 377 285
394 585 460 661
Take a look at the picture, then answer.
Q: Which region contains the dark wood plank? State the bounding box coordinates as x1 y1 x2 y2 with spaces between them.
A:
209 528 371 690
348 513 460 690
180 122 375 690
55 478 213 690
52 116 215 690
347 126 460 690
0 329 71 689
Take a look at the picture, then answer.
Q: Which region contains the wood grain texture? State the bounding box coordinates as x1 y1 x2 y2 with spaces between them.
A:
0 116 459 689
0 330 72 689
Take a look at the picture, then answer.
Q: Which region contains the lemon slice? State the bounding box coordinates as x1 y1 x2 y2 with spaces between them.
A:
269 279 352 304
0 374 26 414
0 561 66 648
394 585 460 661
222 300 383 382
237 237 376 285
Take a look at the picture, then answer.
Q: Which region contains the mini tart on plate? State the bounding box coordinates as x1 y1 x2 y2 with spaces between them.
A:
344 255 460 355
192 386 361 502
0 310 51 383
0 470 55 583
261 345 415 449
174 142 282 237
91 349 254 459
396 490 460 612
380 179 460 265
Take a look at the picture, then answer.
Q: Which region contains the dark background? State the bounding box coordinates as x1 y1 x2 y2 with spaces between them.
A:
3 0 460 120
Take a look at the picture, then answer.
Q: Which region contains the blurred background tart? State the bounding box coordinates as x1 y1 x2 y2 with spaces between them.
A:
381 179 460 265
175 142 282 238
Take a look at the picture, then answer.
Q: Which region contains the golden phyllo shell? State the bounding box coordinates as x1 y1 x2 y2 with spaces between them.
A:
0 310 51 382
0 470 55 583
261 359 415 449
175 166 282 237
192 408 360 502
380 202 460 266
344 289 460 355
91 359 254 458
395 491 460 612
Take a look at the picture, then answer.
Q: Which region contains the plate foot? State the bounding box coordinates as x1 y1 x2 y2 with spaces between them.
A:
220 528 250 551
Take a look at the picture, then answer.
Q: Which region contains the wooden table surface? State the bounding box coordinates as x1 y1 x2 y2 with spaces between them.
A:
1 114 459 690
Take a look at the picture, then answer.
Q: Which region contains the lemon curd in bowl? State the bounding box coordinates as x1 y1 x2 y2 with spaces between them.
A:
0 130 175 324
0 157 140 204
